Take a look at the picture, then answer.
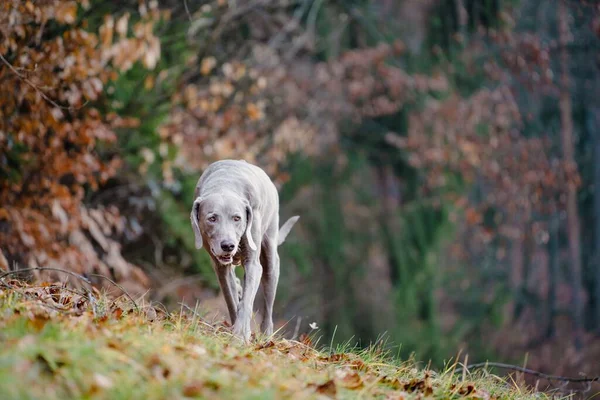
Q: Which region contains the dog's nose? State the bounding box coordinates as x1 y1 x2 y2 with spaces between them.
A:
220 241 235 252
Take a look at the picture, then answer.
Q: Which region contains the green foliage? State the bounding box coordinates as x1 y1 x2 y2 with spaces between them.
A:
157 191 215 285
388 203 455 363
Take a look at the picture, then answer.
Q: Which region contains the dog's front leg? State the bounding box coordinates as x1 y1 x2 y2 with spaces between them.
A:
212 259 239 326
233 254 261 342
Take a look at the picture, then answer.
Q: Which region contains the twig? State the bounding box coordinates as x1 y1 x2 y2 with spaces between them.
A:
267 0 311 49
19 299 85 316
183 0 192 21
30 285 89 298
0 267 137 313
0 267 91 285
210 0 268 41
458 362 600 383
88 274 139 312
0 53 84 111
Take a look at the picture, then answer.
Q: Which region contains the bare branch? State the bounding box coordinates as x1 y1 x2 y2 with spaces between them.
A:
0 267 92 285
183 0 192 21
459 362 600 383
89 273 139 312
0 267 139 312
0 53 88 111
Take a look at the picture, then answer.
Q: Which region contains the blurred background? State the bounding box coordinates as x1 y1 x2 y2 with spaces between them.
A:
1 0 600 379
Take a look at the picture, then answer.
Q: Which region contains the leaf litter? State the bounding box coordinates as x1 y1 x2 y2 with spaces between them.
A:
0 280 545 399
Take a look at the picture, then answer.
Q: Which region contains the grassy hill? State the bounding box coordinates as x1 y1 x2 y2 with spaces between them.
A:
0 279 541 399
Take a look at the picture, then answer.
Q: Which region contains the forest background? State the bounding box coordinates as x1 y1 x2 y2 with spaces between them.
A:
1 0 600 378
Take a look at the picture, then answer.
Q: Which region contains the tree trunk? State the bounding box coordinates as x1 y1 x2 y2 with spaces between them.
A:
514 219 533 320
557 0 583 347
376 165 402 285
396 0 437 53
455 0 468 39
592 106 600 332
546 214 559 338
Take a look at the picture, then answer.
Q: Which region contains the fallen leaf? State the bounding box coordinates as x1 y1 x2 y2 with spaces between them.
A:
311 380 337 398
201 57 217 75
321 353 349 363
335 369 363 389
183 381 204 397
93 373 113 389
256 340 275 350
299 333 313 347
382 376 403 390
403 373 433 396
112 307 123 319
190 345 207 358
0 249 9 271
28 311 50 331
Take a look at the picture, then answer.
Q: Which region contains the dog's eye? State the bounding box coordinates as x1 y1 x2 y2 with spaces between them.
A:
233 216 241 222
208 216 217 223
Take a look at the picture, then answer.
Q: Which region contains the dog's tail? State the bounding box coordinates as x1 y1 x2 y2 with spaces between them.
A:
278 216 300 246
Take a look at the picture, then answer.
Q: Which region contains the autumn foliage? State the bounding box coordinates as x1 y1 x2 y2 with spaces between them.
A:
1 0 600 384
0 0 160 292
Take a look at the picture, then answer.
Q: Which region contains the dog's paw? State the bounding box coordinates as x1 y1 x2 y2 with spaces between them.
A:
260 318 273 337
232 320 251 343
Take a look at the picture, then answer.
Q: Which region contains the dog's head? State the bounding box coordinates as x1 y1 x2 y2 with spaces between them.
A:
190 192 256 265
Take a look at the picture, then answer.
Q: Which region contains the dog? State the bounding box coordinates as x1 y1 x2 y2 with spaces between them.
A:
190 160 299 342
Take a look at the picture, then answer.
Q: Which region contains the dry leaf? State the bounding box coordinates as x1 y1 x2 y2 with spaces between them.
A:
201 57 217 75
311 380 337 398
335 369 363 389
182 381 204 397
93 373 114 389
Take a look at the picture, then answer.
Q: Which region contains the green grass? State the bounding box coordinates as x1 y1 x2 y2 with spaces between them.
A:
0 282 544 399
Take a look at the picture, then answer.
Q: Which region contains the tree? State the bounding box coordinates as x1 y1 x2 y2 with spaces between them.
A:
557 0 584 347
0 0 160 293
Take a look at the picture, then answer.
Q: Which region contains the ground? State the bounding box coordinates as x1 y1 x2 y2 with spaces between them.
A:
0 279 543 399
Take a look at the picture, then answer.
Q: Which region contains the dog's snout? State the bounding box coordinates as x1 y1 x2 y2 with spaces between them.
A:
220 241 235 252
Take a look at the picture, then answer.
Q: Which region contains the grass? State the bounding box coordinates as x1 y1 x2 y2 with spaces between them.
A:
0 280 545 400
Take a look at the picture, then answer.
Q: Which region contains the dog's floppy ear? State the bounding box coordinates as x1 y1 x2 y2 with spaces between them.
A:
244 202 257 251
190 197 204 250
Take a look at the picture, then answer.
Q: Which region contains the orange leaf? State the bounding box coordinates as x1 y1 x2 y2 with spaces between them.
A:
311 380 337 398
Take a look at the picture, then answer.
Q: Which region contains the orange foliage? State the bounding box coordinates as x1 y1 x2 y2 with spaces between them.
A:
0 0 158 292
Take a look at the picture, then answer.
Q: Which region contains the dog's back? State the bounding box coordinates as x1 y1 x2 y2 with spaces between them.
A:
195 159 279 227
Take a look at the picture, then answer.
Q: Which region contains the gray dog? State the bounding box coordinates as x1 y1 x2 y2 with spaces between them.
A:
190 160 299 342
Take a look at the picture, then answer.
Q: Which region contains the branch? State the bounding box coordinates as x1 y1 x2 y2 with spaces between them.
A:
88 273 139 312
183 0 192 21
0 267 139 312
459 362 600 383
0 267 91 285
0 53 87 111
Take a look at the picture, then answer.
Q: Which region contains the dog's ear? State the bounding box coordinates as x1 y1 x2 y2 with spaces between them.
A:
244 203 257 251
190 197 204 249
